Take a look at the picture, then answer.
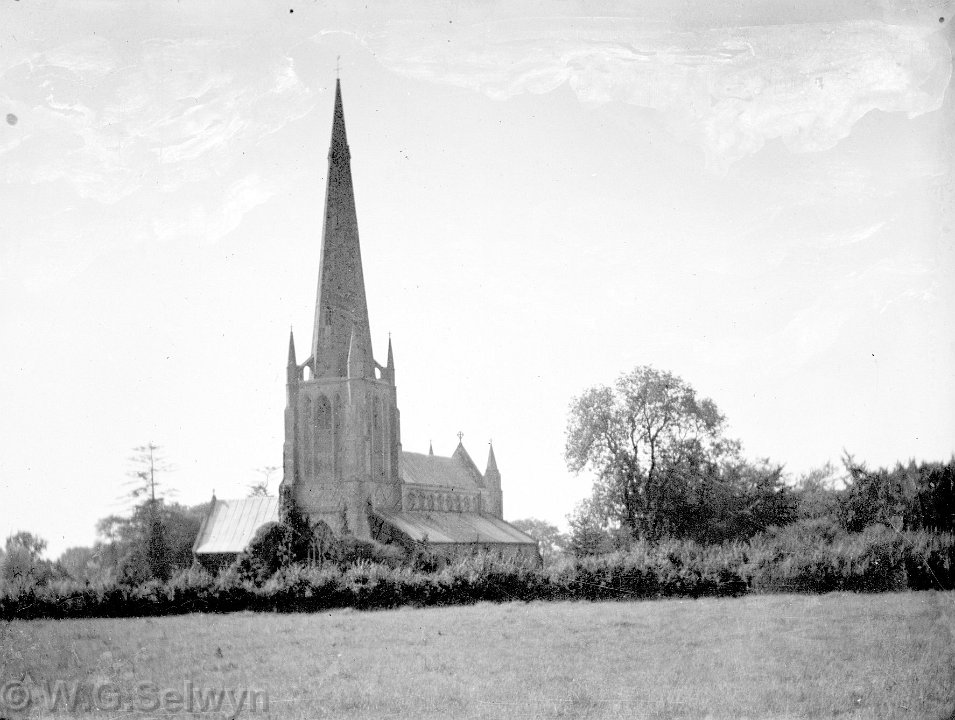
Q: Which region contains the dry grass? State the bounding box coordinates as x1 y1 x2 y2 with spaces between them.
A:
2 591 954 719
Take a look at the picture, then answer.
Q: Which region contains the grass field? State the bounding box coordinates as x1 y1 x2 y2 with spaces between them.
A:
2 591 953 719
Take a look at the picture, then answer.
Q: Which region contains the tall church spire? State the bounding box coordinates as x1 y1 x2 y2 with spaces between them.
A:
311 79 374 379
328 78 349 164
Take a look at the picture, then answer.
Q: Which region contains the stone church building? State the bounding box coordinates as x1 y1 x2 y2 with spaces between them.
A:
193 80 538 564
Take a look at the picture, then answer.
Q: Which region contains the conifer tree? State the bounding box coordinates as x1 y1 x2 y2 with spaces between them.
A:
122 443 173 581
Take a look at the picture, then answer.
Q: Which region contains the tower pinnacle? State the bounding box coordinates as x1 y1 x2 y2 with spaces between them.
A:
485 442 499 477
286 328 299 388
385 334 395 383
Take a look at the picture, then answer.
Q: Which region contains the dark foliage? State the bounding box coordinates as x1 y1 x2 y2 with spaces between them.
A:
742 520 911 593
93 501 206 584
840 456 955 533
232 508 411 583
565 366 797 549
4 528 951 620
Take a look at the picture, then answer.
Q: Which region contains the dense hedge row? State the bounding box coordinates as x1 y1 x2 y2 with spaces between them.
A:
2 525 952 620
743 522 953 593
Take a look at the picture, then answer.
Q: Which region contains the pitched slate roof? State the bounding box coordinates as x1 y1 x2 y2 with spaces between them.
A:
193 496 279 555
400 447 483 490
374 510 537 546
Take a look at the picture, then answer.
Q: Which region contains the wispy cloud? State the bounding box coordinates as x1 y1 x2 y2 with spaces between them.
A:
0 37 315 203
152 174 275 245
363 18 951 173
816 221 888 249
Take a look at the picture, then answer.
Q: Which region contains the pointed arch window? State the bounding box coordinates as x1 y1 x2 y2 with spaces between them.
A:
309 394 333 477
372 396 384 481
333 393 343 476
316 395 331 430
302 396 314 474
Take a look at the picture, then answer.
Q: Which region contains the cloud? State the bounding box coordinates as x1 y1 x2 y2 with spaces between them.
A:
152 174 275 245
816 221 887 249
768 300 850 371
363 18 951 173
0 38 315 203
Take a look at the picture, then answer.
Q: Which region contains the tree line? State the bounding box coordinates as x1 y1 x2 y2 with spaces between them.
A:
1 444 208 592
514 365 953 562
2 364 952 591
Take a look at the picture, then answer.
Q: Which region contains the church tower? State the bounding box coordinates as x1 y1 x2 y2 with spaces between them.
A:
279 80 402 539
194 78 540 566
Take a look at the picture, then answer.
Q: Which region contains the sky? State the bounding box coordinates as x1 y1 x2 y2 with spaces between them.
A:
1 1 953 558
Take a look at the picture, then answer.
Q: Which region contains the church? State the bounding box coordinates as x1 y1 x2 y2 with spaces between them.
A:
193 80 538 565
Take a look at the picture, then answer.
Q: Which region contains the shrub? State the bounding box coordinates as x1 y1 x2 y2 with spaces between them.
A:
743 520 845 593
338 537 409 569
544 539 747 602
742 522 947 593
902 531 955 591
1 529 952 620
165 564 216 613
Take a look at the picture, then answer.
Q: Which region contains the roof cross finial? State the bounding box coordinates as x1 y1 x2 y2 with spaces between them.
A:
457 431 464 443
335 55 341 79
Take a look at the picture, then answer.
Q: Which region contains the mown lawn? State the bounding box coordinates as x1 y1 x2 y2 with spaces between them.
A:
2 591 953 719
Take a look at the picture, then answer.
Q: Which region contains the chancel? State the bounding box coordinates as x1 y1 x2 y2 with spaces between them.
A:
193 79 538 565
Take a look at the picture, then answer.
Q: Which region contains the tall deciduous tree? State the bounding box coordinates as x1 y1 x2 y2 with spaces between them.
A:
511 518 569 566
565 366 729 541
1 532 51 592
565 365 793 545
